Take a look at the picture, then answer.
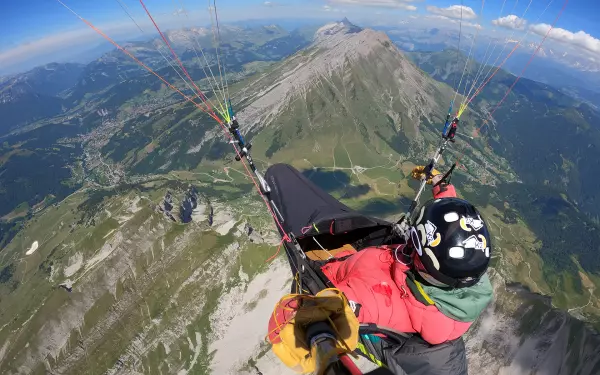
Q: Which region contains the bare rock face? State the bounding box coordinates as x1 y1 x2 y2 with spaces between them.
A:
157 186 204 224
179 186 199 224
464 270 600 375
237 19 449 134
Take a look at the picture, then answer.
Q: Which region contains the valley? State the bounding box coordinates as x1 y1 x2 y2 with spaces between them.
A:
1 18 600 375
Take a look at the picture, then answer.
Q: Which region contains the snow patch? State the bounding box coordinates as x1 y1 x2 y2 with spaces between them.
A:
25 241 39 255
0 339 10 363
187 140 205 154
191 203 207 222
116 215 133 224
212 207 236 235
178 332 203 375
103 229 116 239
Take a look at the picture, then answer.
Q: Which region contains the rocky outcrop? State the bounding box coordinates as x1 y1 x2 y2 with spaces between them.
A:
157 186 206 224
464 270 600 375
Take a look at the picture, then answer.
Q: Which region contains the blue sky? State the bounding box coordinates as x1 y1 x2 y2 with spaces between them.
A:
1 0 599 75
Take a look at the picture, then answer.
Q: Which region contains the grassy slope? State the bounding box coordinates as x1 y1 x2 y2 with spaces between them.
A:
3 26 600 374
0 173 285 374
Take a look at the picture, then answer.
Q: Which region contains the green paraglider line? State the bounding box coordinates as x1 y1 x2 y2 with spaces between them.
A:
139 0 229 121
56 0 291 244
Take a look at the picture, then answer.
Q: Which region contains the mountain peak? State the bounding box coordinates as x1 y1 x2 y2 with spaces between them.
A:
239 24 444 134
341 17 356 27
314 18 362 40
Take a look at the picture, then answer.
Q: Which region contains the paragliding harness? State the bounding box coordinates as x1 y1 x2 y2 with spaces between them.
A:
226 103 461 373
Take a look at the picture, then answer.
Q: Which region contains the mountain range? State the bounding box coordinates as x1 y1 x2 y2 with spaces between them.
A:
378 24 600 108
1 18 600 374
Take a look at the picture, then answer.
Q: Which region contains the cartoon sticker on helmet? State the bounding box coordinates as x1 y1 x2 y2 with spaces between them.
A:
462 234 489 257
425 220 442 247
460 215 484 232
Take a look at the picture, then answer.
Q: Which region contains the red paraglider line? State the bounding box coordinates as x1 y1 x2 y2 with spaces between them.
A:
56 0 219 120
460 41 520 112
478 0 570 134
57 0 290 246
266 239 285 263
456 0 569 167
138 0 290 243
139 0 214 112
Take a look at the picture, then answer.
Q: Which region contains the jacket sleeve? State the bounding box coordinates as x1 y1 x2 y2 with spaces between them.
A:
432 183 457 199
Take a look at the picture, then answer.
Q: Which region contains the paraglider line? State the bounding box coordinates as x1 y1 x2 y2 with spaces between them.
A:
212 0 231 104
115 0 144 33
56 0 290 245
468 0 526 103
461 41 520 113
116 0 209 104
174 0 229 117
462 0 552 115
478 0 569 132
450 0 464 96
55 0 218 120
139 0 222 118
266 239 284 263
453 0 486 107
208 0 228 113
456 0 569 166
463 0 508 105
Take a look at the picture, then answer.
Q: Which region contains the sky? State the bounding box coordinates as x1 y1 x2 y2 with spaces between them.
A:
1 0 600 75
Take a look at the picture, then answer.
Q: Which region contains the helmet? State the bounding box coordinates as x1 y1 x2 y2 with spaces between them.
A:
408 198 491 288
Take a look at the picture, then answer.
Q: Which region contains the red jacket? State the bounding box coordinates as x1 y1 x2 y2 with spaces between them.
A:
321 183 470 345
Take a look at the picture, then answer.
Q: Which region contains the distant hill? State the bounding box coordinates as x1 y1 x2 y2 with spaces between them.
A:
1 20 600 375
0 22 314 235
380 25 600 107
408 50 600 220
0 63 85 135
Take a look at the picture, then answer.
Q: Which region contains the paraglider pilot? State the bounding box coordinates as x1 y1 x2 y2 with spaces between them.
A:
266 164 493 374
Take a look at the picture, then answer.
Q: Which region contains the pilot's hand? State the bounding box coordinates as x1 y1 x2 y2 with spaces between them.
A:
411 166 440 185
267 289 359 373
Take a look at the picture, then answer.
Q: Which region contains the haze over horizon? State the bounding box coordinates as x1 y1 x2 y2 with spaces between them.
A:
1 0 599 77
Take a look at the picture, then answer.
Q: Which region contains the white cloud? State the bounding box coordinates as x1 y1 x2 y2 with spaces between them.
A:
425 14 481 29
426 5 477 20
263 1 281 7
322 5 343 12
328 0 417 11
530 23 600 55
464 21 482 30
492 15 527 30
